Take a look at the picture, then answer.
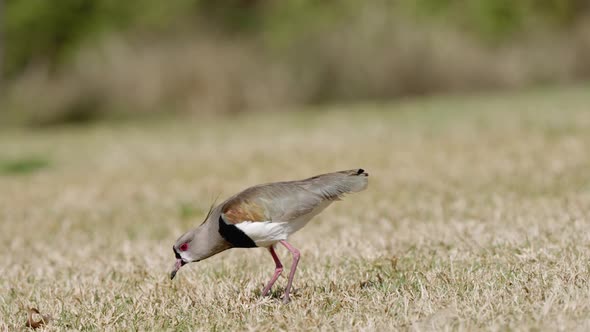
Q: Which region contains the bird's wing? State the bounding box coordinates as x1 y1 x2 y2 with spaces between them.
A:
220 168 368 224
294 168 369 201
221 182 322 224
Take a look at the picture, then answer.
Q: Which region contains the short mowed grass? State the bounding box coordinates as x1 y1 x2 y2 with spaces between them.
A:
1 85 590 331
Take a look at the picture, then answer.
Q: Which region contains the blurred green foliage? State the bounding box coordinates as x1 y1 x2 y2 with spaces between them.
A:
0 156 50 175
2 0 589 78
410 0 587 39
3 0 197 77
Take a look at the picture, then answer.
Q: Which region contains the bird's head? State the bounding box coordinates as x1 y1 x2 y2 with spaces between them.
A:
170 230 193 280
170 205 231 280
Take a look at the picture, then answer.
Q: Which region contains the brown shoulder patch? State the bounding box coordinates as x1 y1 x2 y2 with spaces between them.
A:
222 198 268 224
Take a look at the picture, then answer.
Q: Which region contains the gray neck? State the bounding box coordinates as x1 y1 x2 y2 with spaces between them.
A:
195 211 232 260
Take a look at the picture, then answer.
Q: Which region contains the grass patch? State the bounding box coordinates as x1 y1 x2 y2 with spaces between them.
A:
0 85 589 330
0 156 50 175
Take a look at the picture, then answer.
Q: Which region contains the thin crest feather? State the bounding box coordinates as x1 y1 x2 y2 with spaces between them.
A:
201 193 221 225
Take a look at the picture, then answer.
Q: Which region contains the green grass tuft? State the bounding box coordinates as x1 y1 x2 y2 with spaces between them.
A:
0 156 50 175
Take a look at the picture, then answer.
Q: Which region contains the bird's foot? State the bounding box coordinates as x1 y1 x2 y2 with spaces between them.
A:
282 288 296 304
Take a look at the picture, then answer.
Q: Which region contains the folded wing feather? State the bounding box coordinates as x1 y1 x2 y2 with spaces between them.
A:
219 168 369 246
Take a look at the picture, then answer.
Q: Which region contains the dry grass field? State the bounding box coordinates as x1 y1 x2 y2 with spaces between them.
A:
1 85 590 331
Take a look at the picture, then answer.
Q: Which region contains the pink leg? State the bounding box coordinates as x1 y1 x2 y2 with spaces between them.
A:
261 246 283 297
279 240 300 304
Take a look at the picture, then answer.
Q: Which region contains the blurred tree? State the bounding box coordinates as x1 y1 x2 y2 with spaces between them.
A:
3 0 197 78
197 0 264 32
4 0 98 76
2 0 590 79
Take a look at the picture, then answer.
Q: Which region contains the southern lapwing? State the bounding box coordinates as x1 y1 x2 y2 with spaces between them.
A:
170 168 369 303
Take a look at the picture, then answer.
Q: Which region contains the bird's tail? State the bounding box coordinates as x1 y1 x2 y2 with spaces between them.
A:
299 168 369 200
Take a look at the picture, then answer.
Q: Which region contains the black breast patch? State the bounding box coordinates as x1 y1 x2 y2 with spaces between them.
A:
218 216 257 248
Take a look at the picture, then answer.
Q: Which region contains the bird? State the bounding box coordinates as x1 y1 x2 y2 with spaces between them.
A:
170 168 369 303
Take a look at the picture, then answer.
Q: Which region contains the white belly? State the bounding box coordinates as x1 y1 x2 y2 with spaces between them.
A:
234 201 332 247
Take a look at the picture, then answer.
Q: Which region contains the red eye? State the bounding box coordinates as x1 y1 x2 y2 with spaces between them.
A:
179 243 189 251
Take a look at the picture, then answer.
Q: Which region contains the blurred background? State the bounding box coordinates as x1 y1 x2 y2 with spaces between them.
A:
0 0 589 126
2 3 590 329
